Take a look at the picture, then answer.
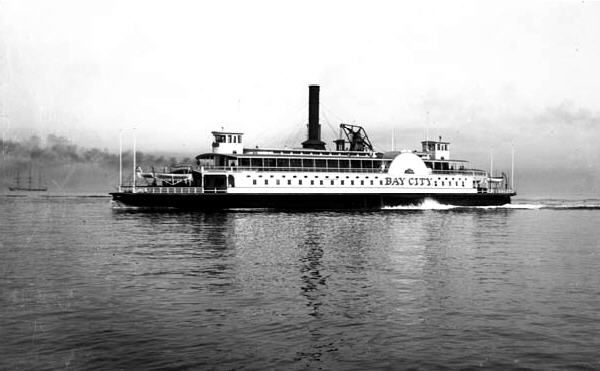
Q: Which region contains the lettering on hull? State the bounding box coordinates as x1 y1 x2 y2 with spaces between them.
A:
385 177 432 186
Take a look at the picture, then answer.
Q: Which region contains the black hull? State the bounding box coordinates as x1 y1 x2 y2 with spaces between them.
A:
111 192 514 210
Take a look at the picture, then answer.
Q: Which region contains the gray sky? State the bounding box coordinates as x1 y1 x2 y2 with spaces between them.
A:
1 0 599 180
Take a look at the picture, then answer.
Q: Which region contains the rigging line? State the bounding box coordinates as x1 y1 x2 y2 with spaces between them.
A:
320 103 347 124
320 110 339 141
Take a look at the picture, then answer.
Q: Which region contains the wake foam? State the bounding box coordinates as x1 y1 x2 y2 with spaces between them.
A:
383 198 600 211
383 198 457 210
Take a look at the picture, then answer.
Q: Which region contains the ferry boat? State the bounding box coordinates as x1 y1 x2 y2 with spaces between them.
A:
111 85 515 209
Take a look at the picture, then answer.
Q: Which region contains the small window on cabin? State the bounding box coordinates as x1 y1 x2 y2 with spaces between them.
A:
253 179 257 185
341 180 344 185
299 180 302 185
264 180 268 185
315 159 326 168
251 158 263 167
310 180 314 185
238 135 242 143
303 159 314 168
361 180 364 185
434 181 438 186
442 181 445 186
276 179 280 185
370 180 373 185
350 180 354 185
240 158 250 167
462 182 465 187
320 180 323 185
331 180 334 185
288 180 292 185
380 180 383 185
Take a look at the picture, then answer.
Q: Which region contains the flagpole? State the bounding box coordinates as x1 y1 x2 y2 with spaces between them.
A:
132 128 136 193
511 145 515 191
119 130 123 192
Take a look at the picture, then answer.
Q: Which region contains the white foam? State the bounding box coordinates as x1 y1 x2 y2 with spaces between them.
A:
383 198 457 210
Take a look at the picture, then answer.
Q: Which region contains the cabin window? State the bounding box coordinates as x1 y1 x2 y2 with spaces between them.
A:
361 180 364 185
434 181 438 186
339 160 349 169
351 160 361 169
303 159 314 168
370 180 373 185
290 159 302 168
341 180 344 185
350 180 354 185
462 182 465 187
380 180 383 185
310 180 314 185
251 158 263 167
327 159 338 169
264 180 268 185
276 158 289 168
299 180 302 185
240 158 250 167
442 181 445 186
315 159 326 168
264 158 276 168
276 179 280 185
253 179 257 185
320 180 323 185
288 180 292 185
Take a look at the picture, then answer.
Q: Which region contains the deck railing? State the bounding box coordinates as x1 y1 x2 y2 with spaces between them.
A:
200 166 488 177
119 186 208 194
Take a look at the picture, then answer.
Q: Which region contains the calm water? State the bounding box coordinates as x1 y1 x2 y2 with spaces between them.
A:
1 196 600 370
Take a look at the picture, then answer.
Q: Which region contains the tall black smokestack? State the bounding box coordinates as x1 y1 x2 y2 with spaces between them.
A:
302 84 326 150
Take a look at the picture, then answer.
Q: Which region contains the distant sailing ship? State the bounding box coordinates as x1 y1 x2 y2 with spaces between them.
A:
9 168 48 192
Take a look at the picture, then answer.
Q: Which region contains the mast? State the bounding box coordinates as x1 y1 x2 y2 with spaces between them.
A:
511 145 515 190
132 128 136 193
119 130 123 192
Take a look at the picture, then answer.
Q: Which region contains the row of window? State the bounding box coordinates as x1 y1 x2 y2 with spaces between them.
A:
214 134 242 144
251 179 468 187
237 157 388 169
247 174 469 181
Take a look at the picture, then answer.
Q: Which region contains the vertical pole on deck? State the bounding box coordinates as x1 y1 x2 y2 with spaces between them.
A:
511 145 515 191
132 128 136 193
118 130 123 192
490 149 493 177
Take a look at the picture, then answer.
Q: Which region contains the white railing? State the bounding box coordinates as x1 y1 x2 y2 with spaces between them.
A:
119 186 208 194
